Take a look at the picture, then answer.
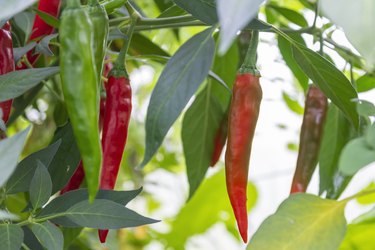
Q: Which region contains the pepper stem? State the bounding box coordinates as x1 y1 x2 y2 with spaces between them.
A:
111 1 138 77
239 30 260 75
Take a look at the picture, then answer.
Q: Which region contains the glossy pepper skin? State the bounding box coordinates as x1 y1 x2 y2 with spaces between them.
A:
60 0 102 201
210 114 228 167
290 85 328 194
86 0 109 87
225 73 262 243
98 69 132 243
0 22 15 125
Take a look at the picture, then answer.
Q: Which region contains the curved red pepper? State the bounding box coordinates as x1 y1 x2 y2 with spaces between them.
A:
290 85 328 194
210 114 228 167
98 71 132 243
225 73 262 243
0 22 15 125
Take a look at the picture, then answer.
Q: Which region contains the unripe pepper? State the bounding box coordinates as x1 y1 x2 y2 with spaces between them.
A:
225 30 262 243
0 22 15 125
98 2 137 242
290 85 328 193
60 0 102 202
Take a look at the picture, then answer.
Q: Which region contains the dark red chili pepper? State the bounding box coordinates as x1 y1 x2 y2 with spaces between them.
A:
290 84 328 194
0 22 15 125
210 114 228 167
98 2 136 242
225 30 261 243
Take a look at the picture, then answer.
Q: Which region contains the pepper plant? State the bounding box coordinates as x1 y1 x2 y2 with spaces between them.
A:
0 0 375 249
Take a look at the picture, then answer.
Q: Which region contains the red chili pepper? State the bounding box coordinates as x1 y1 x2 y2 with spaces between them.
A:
290 85 328 194
210 114 228 167
225 73 262 243
0 22 15 125
17 0 61 69
98 69 132 243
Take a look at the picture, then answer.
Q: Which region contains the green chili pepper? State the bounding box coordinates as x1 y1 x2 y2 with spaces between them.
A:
60 0 102 202
87 0 109 86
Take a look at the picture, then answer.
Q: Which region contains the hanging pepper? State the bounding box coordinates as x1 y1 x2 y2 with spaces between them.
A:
290 85 328 194
98 2 137 243
60 0 102 202
0 22 15 125
86 0 109 87
225 30 262 243
60 62 112 195
210 113 228 167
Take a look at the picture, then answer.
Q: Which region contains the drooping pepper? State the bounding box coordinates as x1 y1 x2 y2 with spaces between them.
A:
0 22 15 125
210 112 228 167
59 0 102 201
290 85 328 194
225 30 262 243
98 3 136 243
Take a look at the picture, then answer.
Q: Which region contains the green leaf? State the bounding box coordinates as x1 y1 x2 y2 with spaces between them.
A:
0 67 60 102
62 199 158 229
218 0 264 53
30 221 63 250
0 0 36 20
6 140 61 194
182 87 224 198
339 223 375 250
339 137 375 176
140 28 215 168
33 9 60 28
357 100 375 117
62 227 83 249
131 33 170 57
174 0 217 24
22 226 44 250
268 5 308 27
319 104 353 198
278 34 308 91
13 42 37 62
29 161 52 210
161 169 257 248
282 92 304 115
357 74 375 93
248 194 347 250
35 34 59 57
0 127 30 188
48 123 81 193
0 224 24 250
291 44 359 128
37 188 142 227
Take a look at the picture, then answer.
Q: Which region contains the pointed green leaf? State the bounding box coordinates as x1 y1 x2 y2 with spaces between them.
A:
30 222 63 250
0 67 60 102
6 140 61 194
29 161 52 210
0 127 30 188
182 87 224 198
291 45 359 128
0 224 24 250
357 74 375 93
141 28 215 168
268 5 308 27
249 194 347 250
282 92 304 115
174 0 217 24
64 199 159 229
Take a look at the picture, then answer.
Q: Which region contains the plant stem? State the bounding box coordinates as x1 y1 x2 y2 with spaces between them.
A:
109 15 204 27
239 30 260 75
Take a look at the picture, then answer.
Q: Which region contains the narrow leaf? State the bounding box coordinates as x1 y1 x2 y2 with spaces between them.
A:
0 127 30 187
291 44 359 128
0 224 24 250
13 42 37 63
6 140 61 194
174 0 217 24
0 67 60 102
182 87 224 198
29 161 52 210
249 194 347 250
140 28 215 168
33 9 60 28
64 199 158 229
218 0 264 53
282 92 304 115
30 222 63 250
